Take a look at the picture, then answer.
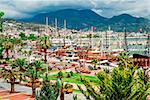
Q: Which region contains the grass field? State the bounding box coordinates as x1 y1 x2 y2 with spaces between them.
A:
48 72 98 84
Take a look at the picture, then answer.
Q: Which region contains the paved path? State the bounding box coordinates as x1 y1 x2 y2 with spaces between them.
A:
0 78 87 100
0 78 32 94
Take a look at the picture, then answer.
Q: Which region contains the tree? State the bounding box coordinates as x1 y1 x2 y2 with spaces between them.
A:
79 68 150 100
37 36 52 63
73 94 78 100
10 37 23 58
118 52 133 68
60 82 65 100
78 52 150 100
19 32 27 40
11 58 27 82
0 35 4 58
36 75 60 100
28 33 37 41
58 71 63 79
25 60 46 97
0 62 19 93
0 47 4 59
2 37 22 59
2 38 14 59
0 11 4 32
91 59 98 69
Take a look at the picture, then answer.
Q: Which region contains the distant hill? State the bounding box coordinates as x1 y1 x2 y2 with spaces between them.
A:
18 9 150 32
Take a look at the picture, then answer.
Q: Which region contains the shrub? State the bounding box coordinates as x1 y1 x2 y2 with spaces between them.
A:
58 71 63 79
103 67 110 73
67 73 71 78
70 71 74 76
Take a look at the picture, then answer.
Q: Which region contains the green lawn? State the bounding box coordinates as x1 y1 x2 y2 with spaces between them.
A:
48 72 98 84
48 70 59 73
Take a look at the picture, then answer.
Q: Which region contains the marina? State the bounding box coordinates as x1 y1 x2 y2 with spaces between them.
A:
0 1 150 99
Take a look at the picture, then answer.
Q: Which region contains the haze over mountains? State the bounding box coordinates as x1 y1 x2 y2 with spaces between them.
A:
19 9 150 32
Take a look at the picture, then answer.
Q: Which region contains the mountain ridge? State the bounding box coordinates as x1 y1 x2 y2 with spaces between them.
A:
18 9 150 32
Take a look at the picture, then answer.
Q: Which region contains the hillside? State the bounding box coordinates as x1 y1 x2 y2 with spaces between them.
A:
19 9 150 32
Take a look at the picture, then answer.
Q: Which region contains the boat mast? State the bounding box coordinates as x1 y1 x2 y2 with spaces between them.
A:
124 27 128 52
90 26 93 49
145 25 150 56
63 20 67 47
105 30 109 54
45 17 48 35
55 18 60 46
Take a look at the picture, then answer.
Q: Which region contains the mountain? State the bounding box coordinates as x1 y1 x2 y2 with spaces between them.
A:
145 15 150 20
19 9 150 32
108 14 149 32
21 9 107 29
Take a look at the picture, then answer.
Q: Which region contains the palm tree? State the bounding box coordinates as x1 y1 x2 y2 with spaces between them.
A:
79 67 150 100
11 58 27 82
0 35 5 58
0 46 4 59
26 50 32 60
2 40 14 59
0 11 4 32
25 60 46 97
60 81 65 100
36 75 60 100
31 60 45 71
78 52 150 100
19 32 27 40
0 62 19 93
91 59 98 69
11 37 24 58
37 36 52 63
118 52 133 68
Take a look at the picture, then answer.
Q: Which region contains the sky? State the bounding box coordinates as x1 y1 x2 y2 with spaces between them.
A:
0 0 150 19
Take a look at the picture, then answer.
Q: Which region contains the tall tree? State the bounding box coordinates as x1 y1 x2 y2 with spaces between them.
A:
0 11 4 32
11 58 27 82
78 52 150 100
37 36 52 63
0 61 19 93
2 37 22 59
0 34 5 59
36 75 60 100
2 38 14 59
25 60 46 97
91 59 98 69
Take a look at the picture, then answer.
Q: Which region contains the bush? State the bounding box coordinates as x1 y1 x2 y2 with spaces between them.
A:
73 94 78 100
64 83 73 89
58 71 63 79
88 65 94 70
70 71 74 76
36 80 60 100
103 67 110 73
64 83 73 94
67 73 71 78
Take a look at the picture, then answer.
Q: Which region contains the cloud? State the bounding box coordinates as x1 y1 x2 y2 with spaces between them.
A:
0 0 149 19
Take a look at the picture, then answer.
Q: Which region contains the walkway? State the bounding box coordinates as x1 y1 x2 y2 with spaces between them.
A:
0 78 86 100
